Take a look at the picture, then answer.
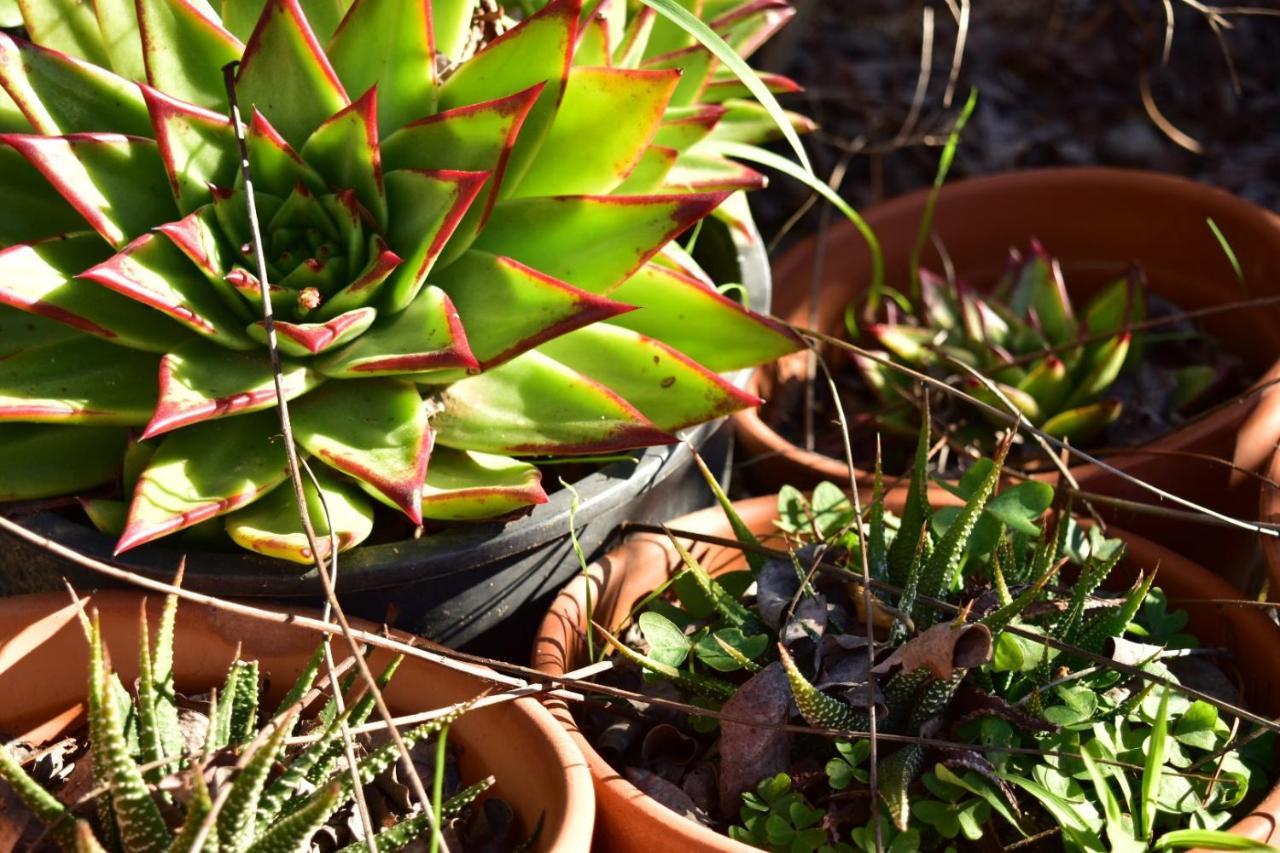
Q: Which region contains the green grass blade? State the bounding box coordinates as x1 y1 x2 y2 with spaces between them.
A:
639 0 811 172
1141 687 1173 841
715 140 884 302
692 449 765 574
909 89 978 299
1154 829 1280 851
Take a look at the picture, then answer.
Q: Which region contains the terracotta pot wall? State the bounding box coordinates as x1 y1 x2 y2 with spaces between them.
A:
735 168 1280 584
0 592 595 852
535 495 1280 852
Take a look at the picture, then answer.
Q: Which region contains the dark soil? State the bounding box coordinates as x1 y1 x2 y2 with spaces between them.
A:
751 1 1280 253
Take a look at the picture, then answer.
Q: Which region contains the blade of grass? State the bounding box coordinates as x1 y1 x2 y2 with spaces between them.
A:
1141 687 1173 841
639 0 811 172
715 140 884 306
909 88 978 300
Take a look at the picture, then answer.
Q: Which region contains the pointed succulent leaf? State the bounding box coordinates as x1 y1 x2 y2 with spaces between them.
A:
335 777 494 853
94 641 172 852
0 145 84 243
118 410 290 552
435 250 632 369
888 414 932 586
878 744 928 831
706 98 815 144
653 104 723 150
1011 244 1076 347
778 644 864 730
666 529 760 630
380 168 490 310
419 447 547 520
300 88 386 226
245 108 327 196
0 33 152 136
515 66 679 197
614 144 677 193
915 441 1008 625
15 0 110 67
247 781 340 853
1063 333 1130 410
246 308 377 355
614 3 656 66
226 468 375 563
135 605 166 780
137 0 243 109
474 192 725 294
142 86 238 212
663 151 765 192
437 0 578 191
0 743 74 847
317 284 476 376
289 378 431 522
217 710 294 851
642 44 712 106
91 0 144 80
537 323 760 431
1 132 176 246
0 303 81 358
0 336 159 424
598 623 736 700
1041 400 1121 444
143 339 322 438
326 0 435 135
235 0 350 148
1084 272 1145 337
607 261 802 370
167 774 212 853
81 232 258 348
433 349 676 455
703 68 800 102
382 85 543 259
1017 356 1069 416
0 423 126 499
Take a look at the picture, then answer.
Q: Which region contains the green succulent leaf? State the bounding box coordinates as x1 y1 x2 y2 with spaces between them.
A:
433 349 676 455
0 33 152 136
142 88 239 214
290 378 431 521
82 232 259 349
144 339 321 438
516 65 679 197
317 284 476 377
537 323 760 431
474 192 725 294
138 0 243 110
2 132 176 247
118 410 290 552
607 261 803 371
300 89 387 227
420 447 546 520
226 469 375 562
325 0 435 135
437 0 577 191
0 423 127 499
15 0 110 67
435 250 632 369
235 0 350 147
0 144 84 243
0 336 158 425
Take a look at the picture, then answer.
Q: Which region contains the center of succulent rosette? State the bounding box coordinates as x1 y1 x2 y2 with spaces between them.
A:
216 183 389 323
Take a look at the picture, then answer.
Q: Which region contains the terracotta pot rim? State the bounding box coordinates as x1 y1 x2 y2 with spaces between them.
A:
0 590 595 852
734 165 1280 488
534 494 1280 852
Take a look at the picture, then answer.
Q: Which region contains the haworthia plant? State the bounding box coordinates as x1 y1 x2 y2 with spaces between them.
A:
0 0 808 562
0 591 489 852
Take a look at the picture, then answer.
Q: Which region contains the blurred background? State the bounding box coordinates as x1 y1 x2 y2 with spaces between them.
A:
752 0 1280 251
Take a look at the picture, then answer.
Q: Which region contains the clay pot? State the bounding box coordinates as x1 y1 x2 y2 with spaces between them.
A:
533 495 1280 852
734 168 1280 583
1258 449 1280 598
0 591 595 850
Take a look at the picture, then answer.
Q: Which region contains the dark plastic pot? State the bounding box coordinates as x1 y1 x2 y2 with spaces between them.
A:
0 215 771 652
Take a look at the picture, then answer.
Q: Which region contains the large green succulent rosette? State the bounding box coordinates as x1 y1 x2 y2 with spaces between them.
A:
0 0 806 562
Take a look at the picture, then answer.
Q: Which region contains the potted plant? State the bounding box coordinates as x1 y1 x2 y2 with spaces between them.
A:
535 420 1280 851
0 588 595 849
734 167 1280 579
0 0 810 645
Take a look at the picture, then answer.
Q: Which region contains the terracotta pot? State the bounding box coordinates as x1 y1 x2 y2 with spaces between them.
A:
1258 449 1280 599
734 168 1280 585
0 591 595 851
533 495 1280 852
